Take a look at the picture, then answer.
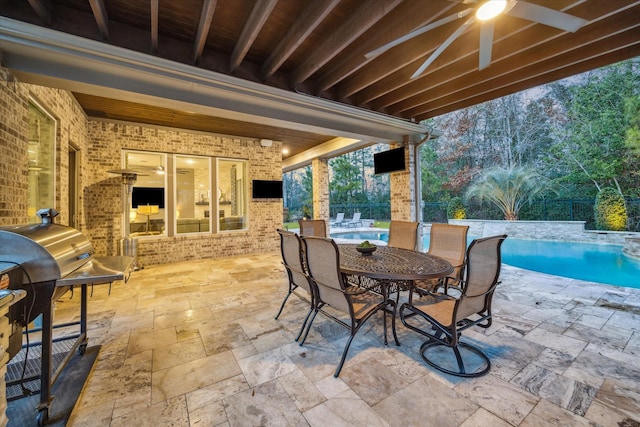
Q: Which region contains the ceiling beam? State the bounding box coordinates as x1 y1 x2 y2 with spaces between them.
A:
417 43 640 122
395 7 640 117
282 137 371 172
88 0 109 40
340 0 581 102
261 0 340 81
370 0 629 113
315 0 457 92
26 0 51 25
230 0 278 73
193 0 217 65
150 0 158 54
289 0 403 87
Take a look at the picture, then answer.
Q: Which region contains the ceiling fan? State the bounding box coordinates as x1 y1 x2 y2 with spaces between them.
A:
366 0 588 79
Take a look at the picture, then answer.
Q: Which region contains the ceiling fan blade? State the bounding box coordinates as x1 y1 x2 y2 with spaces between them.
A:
411 16 475 79
365 9 474 59
507 1 588 32
478 20 494 70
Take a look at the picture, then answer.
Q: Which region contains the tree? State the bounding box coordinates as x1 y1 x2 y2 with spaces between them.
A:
464 166 551 220
546 58 640 197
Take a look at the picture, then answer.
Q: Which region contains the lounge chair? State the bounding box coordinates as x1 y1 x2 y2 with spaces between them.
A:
298 219 327 237
330 212 345 227
399 234 507 377
344 212 362 228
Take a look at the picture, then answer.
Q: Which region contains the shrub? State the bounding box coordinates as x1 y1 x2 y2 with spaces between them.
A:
447 197 466 219
594 187 627 231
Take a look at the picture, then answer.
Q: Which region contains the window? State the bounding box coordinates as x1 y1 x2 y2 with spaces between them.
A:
27 100 56 223
125 151 167 236
218 159 247 231
122 151 248 236
176 155 211 234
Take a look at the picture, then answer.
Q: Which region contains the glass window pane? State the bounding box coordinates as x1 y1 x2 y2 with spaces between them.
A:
176 155 211 234
218 159 247 231
125 151 167 236
27 101 56 223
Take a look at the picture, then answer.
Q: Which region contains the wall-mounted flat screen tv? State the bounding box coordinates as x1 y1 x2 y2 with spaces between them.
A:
132 187 165 208
252 180 283 199
374 147 406 174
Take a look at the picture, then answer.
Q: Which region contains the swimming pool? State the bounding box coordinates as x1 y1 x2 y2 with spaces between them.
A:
330 231 640 289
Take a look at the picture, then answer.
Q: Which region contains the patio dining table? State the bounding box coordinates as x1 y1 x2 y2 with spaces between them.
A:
338 244 453 345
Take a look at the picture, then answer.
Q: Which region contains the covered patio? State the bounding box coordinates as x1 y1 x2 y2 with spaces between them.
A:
1 2 639 425
1 1 639 235
52 253 640 426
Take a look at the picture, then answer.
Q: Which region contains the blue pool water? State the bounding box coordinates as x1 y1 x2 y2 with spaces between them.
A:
331 231 640 288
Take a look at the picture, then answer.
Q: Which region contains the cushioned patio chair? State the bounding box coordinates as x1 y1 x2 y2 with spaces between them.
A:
387 220 420 251
275 229 316 341
330 212 345 227
299 235 391 377
399 234 507 377
344 212 362 228
298 219 327 237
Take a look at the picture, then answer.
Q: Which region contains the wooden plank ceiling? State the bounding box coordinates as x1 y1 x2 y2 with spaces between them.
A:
1 0 639 159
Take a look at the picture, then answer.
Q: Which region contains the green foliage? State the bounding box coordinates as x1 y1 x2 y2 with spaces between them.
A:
464 166 550 220
447 197 466 219
546 59 640 196
594 187 627 231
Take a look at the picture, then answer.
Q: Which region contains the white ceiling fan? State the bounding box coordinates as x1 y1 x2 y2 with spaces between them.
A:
366 0 588 79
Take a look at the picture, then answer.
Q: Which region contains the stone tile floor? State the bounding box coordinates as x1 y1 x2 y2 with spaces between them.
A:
47 251 639 426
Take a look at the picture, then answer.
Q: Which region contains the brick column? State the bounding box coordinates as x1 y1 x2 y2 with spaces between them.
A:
312 158 330 235
390 142 418 222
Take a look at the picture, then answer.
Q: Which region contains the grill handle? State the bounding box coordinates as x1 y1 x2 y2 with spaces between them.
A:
36 208 60 224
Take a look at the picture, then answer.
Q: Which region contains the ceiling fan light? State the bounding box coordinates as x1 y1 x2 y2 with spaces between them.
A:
476 1 507 21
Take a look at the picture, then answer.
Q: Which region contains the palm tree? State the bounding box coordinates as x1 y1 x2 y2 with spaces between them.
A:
464 166 550 220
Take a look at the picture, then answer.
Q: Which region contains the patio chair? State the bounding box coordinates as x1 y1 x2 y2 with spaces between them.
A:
387 220 420 251
399 234 507 377
299 235 391 377
298 219 327 237
418 223 470 293
330 212 345 227
344 212 362 228
275 229 316 341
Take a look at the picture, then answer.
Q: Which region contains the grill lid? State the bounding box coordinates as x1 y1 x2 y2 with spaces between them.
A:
0 209 94 283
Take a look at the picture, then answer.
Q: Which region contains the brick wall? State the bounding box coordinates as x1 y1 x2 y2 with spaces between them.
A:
86 120 282 265
0 67 282 265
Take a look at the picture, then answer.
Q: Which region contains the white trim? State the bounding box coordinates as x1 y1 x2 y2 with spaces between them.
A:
0 17 433 145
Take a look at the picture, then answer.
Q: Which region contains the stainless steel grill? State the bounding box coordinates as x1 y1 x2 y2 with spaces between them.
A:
0 208 133 426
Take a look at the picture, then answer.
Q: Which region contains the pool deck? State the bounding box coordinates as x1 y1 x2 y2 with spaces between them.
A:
56 232 640 426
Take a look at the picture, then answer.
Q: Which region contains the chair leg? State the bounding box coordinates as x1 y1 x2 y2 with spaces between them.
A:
334 333 356 377
274 290 293 319
298 308 320 345
295 306 314 341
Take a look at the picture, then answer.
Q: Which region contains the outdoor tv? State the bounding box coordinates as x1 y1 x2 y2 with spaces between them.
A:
252 180 283 199
132 187 165 208
374 147 406 174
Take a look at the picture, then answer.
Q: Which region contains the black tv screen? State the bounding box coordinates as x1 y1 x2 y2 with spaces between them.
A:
374 147 406 174
252 180 283 199
132 187 165 208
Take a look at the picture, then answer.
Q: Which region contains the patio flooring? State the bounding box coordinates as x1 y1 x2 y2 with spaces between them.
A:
50 248 640 426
